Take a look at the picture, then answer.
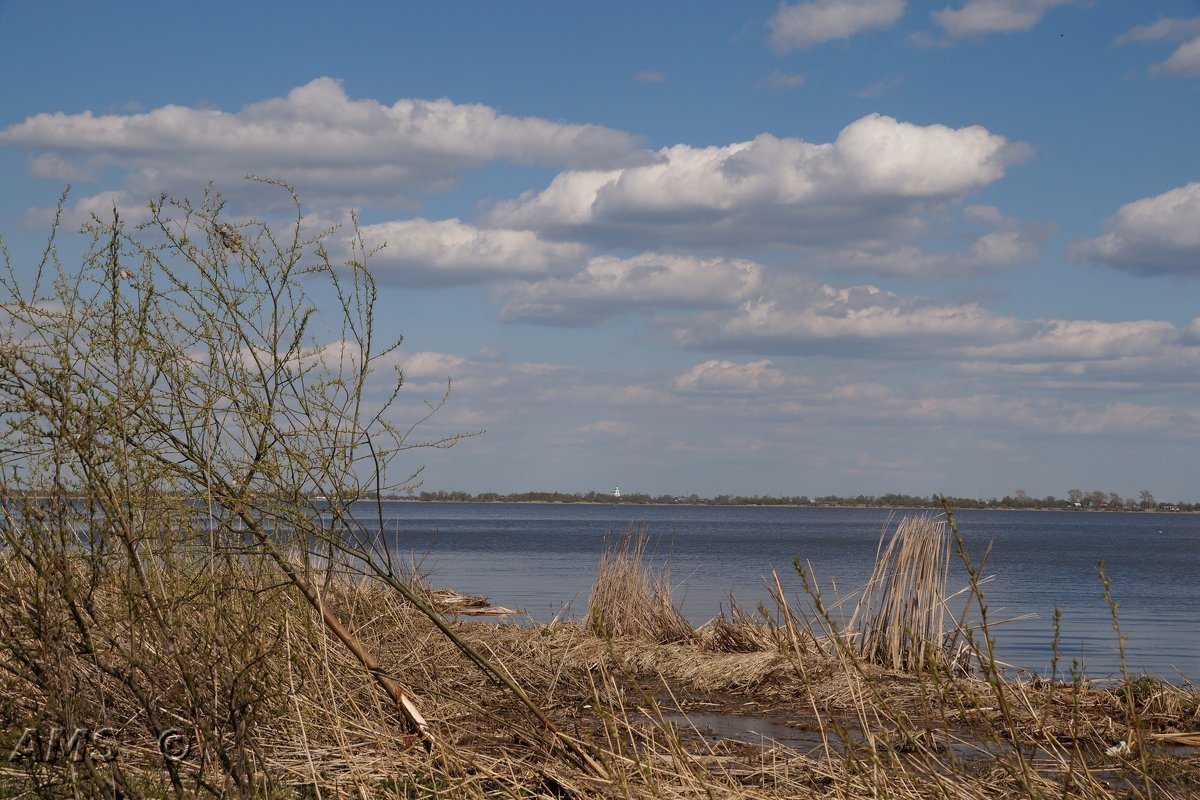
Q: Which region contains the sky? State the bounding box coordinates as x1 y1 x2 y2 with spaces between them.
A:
2 0 1200 501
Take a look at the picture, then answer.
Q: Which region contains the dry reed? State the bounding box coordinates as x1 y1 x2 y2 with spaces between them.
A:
852 513 953 672
702 597 783 654
587 527 695 644
2 516 1198 798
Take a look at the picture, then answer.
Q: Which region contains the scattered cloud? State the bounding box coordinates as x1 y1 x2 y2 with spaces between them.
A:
906 30 956 48
29 153 98 181
1116 17 1200 77
5 6 1200 499
933 0 1073 39
399 351 470 382
673 359 788 393
318 316 1200 494
1115 17 1200 45
0 77 649 210
1070 182 1200 276
825 206 1050 278
666 279 1200 379
21 188 149 230
484 113 1030 250
489 205 1046 325
497 254 763 325
886 394 1178 435
1060 402 1175 435
763 70 806 90
828 227 1045 278
964 319 1186 362
672 283 1022 356
350 218 589 286
1155 38 1200 77
853 76 904 97
580 420 634 436
769 0 906 52
962 203 1004 224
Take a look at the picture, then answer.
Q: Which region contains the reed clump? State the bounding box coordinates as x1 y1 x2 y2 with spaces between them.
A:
851 513 953 672
586 527 695 644
703 598 785 653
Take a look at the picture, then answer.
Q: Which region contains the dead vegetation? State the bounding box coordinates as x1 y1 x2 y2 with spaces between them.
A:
1 515 1199 798
587 527 694 644
852 513 954 672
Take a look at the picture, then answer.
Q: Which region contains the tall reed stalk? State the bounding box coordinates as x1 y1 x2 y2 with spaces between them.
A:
853 514 952 672
587 527 694 644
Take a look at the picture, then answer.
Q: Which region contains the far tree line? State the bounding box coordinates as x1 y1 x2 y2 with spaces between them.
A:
393 488 1192 511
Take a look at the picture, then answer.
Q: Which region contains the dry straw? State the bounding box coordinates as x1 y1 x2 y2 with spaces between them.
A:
587 526 695 644
852 513 953 672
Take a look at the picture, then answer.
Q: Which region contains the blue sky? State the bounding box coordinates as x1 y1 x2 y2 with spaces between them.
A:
3 0 1200 500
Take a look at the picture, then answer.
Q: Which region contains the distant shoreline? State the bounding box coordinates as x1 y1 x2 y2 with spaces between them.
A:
375 496 1197 513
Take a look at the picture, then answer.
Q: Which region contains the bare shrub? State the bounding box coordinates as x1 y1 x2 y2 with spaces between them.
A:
0 183 603 795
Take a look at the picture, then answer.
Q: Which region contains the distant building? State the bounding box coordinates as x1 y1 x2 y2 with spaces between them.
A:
613 486 621 498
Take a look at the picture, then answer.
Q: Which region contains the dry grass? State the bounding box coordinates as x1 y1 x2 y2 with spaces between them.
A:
850 513 954 672
0 517 1197 798
701 597 784 654
587 526 695 645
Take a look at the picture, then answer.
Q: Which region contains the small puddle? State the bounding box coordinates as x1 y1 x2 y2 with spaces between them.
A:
657 710 836 752
653 708 1136 766
646 695 1200 783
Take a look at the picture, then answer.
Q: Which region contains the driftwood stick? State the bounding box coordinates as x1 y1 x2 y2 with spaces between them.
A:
240 512 435 750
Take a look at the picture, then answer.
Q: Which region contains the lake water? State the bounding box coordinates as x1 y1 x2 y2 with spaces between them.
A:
365 502 1198 682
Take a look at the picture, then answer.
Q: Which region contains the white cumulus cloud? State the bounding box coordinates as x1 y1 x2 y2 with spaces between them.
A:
933 0 1073 39
0 77 648 209
1157 37 1200 76
1071 183 1200 276
964 319 1183 362
399 351 470 381
672 283 1022 356
1115 17 1200 45
484 114 1029 250
497 254 763 326
829 225 1046 278
664 278 1200 384
674 360 787 393
769 0 906 51
351 218 589 286
1116 17 1200 77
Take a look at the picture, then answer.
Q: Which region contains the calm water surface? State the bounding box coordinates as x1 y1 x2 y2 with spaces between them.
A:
368 502 1198 681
